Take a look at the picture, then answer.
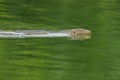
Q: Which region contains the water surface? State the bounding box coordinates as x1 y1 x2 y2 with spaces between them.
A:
0 0 120 80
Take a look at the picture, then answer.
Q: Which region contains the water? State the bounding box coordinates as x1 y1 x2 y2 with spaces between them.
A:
0 31 70 38
0 0 120 80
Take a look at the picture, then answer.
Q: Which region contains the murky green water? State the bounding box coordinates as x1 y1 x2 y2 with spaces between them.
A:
0 0 120 80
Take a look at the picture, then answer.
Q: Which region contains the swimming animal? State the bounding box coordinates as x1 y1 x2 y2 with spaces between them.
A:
0 29 91 40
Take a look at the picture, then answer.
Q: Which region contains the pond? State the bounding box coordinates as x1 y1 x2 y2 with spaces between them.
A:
0 0 120 80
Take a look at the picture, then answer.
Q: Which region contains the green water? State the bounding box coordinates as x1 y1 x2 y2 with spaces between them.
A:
0 0 120 80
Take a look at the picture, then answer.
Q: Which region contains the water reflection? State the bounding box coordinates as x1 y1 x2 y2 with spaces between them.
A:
0 0 120 80
0 0 98 30
70 34 91 40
